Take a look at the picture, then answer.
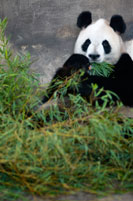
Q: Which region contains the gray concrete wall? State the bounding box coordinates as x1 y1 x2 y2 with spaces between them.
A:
0 0 133 84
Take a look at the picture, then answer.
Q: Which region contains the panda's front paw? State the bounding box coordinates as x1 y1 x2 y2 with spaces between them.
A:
63 54 90 72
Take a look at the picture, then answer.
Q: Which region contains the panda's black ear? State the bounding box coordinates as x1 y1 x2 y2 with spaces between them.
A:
77 11 92 29
110 15 126 34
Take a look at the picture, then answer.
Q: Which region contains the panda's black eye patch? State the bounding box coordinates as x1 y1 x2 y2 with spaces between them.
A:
82 39 91 52
102 40 111 54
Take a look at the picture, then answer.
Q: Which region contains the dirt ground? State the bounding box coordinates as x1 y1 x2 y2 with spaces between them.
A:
16 192 133 201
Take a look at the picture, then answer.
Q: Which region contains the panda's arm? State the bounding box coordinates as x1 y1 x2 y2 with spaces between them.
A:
42 54 90 103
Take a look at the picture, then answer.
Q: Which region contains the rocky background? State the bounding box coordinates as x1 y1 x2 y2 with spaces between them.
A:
0 0 133 84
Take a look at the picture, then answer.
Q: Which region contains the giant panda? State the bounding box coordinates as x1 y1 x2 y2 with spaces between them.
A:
42 11 133 107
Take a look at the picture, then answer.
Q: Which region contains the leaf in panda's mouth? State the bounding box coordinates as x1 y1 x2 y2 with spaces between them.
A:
89 62 114 77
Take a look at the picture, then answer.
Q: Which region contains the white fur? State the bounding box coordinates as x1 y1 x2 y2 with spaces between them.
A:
74 19 125 64
124 40 133 60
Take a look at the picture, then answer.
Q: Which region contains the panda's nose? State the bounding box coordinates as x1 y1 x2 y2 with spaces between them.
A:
89 54 100 60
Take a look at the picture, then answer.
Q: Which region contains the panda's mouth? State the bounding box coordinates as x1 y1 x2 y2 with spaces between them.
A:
89 59 101 64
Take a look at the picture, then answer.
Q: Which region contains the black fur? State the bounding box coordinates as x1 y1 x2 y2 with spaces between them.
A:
102 40 111 54
42 54 90 103
77 11 92 28
42 54 133 106
110 15 126 34
82 39 91 52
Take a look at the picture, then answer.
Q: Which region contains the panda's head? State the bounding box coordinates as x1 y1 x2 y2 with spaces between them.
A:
74 11 126 64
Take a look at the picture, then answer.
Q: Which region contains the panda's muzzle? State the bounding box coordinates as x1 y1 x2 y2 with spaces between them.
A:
89 54 100 61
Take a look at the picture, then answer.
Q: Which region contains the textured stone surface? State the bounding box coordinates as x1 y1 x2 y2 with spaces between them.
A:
0 0 133 84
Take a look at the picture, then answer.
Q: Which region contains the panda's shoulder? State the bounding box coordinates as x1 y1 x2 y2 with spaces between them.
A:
124 40 133 60
114 53 133 76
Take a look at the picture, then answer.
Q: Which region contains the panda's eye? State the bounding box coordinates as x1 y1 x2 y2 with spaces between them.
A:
82 39 91 52
102 40 111 54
